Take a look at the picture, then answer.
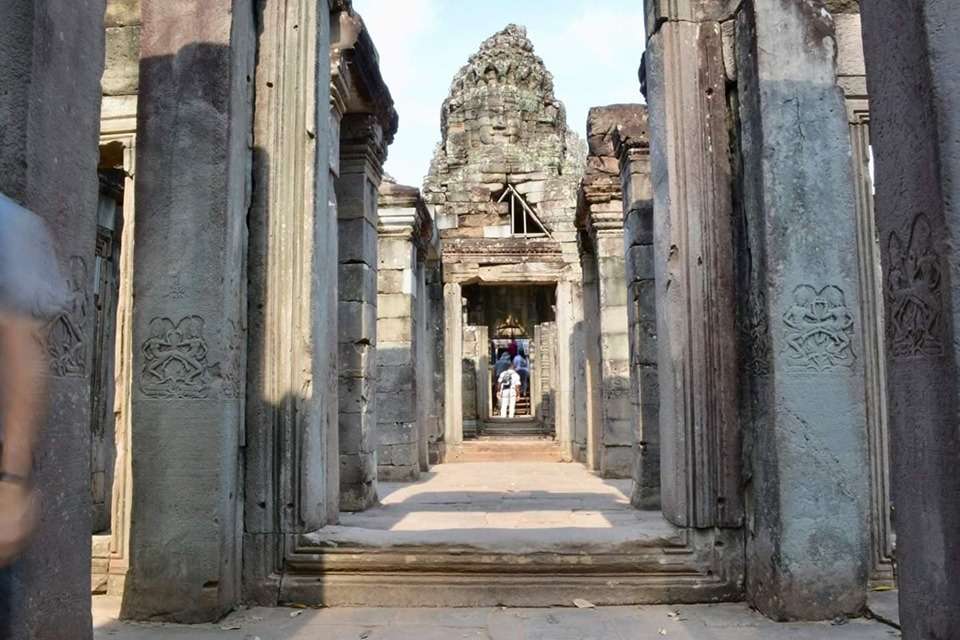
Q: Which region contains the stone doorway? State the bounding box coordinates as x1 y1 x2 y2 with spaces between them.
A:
90 127 137 597
461 283 557 439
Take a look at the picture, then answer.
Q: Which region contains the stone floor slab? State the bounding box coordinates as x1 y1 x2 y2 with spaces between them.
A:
867 589 900 628
94 598 899 639
310 462 678 552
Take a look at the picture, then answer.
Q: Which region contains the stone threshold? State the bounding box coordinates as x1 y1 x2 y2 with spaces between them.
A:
276 527 742 607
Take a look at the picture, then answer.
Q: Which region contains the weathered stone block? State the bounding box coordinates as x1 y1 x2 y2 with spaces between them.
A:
339 411 376 454
338 301 377 344
377 343 414 367
378 292 413 319
339 341 376 379
340 262 377 302
379 237 415 270
338 453 377 486
339 376 376 415
102 26 141 96
378 268 413 295
601 333 631 358
336 174 377 224
378 317 413 342
338 217 378 266
376 364 415 394
105 0 140 26
602 446 635 479
378 390 417 423
627 244 655 281
377 421 417 447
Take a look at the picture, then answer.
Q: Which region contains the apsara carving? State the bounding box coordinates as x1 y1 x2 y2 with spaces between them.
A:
44 256 89 377
886 214 945 359
140 316 216 398
783 285 856 372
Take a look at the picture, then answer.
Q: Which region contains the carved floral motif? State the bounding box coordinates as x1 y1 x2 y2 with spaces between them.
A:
140 316 215 398
886 214 945 359
783 285 856 372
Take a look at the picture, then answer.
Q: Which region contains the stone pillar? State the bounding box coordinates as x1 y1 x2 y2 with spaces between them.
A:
376 181 431 481
579 106 646 479
443 283 464 447
0 1 104 637
336 114 385 511
578 254 604 471
643 2 743 529
122 0 253 621
861 0 960 635
426 262 446 463
735 0 870 620
244 0 337 604
592 227 634 478
834 7 895 587
615 118 660 510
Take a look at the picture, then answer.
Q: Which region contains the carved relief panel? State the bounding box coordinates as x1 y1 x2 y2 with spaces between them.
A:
886 213 946 360
140 316 216 399
782 285 857 372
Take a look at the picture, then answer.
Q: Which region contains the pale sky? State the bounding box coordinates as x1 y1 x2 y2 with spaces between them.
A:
352 0 647 187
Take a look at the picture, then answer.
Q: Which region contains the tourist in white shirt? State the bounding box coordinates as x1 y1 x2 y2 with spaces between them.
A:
497 363 521 418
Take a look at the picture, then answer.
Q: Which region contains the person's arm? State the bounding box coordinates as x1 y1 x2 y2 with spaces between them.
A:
0 313 44 480
0 313 44 565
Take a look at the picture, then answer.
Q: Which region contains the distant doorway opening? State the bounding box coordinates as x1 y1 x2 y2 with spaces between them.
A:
461 283 557 437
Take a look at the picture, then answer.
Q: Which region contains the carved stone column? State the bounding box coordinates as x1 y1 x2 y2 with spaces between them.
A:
862 0 960 635
376 181 432 481
244 0 337 604
336 114 386 511
615 117 660 510
735 0 870 620
443 282 464 447
643 3 743 528
0 1 104 637
122 0 253 621
834 7 894 588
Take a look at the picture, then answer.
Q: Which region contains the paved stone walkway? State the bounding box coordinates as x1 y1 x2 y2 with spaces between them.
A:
94 598 899 639
310 461 678 552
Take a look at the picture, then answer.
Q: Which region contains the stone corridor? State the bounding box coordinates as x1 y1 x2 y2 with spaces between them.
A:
320 461 676 550
4 0 960 637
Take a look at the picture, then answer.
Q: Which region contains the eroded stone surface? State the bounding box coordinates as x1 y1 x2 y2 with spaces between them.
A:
93 597 899 640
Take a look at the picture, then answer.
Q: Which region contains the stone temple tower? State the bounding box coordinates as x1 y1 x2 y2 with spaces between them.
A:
424 24 595 466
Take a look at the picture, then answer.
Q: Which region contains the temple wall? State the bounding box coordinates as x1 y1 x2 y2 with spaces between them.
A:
0 1 105 636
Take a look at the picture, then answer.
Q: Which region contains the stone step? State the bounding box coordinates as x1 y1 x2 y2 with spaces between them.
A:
448 438 567 462
282 526 739 607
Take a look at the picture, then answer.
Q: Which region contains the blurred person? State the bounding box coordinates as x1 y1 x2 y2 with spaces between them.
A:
0 193 67 638
513 349 529 398
494 348 512 378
